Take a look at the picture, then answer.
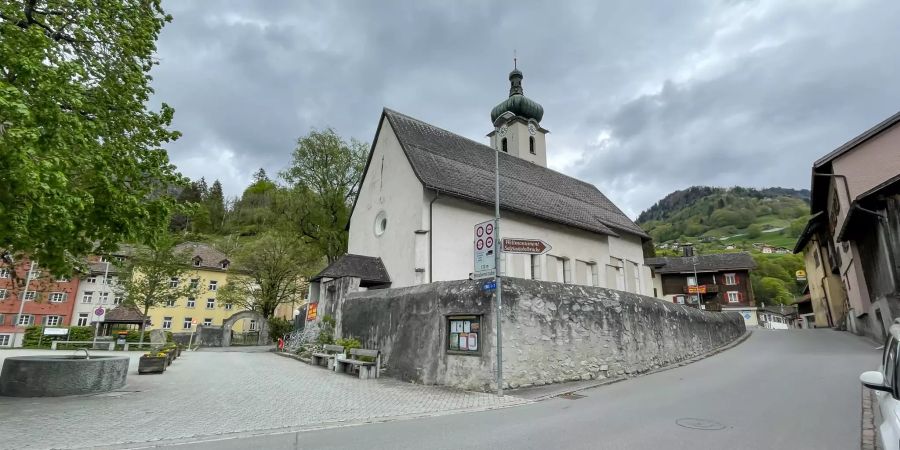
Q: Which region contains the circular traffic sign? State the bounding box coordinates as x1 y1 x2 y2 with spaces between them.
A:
94 307 105 316
476 226 484 237
485 237 494 248
476 239 484 250
485 223 493 235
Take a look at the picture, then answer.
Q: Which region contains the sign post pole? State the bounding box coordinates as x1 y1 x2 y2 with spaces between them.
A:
187 319 197 351
494 141 503 397
91 307 105 349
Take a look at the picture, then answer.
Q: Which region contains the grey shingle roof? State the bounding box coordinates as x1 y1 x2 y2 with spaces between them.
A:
174 242 230 271
381 109 649 239
312 254 391 284
104 305 148 323
644 252 756 274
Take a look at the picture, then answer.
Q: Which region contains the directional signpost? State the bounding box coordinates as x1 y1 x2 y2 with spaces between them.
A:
501 238 551 255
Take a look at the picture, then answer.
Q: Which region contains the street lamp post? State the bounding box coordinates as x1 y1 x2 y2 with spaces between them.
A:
16 260 37 345
494 136 504 397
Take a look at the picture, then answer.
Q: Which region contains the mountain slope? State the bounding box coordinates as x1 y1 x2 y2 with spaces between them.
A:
637 186 810 252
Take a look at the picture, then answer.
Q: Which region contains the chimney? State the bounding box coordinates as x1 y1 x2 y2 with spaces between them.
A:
681 244 694 258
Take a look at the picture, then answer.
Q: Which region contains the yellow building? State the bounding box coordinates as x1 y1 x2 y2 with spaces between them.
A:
794 213 848 328
144 242 257 335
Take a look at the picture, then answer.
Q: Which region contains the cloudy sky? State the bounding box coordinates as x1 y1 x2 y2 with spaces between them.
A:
150 0 900 218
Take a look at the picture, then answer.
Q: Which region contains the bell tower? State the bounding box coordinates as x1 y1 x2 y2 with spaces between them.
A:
488 65 549 167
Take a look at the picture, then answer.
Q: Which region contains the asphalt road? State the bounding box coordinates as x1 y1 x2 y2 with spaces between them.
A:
166 329 879 450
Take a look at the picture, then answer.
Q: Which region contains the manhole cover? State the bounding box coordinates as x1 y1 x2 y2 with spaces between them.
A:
557 392 586 400
675 418 726 430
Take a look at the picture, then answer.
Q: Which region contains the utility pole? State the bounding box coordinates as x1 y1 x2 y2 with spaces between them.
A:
494 137 504 397
16 260 36 346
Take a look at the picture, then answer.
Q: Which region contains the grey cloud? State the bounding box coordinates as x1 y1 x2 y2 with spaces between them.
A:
149 0 900 218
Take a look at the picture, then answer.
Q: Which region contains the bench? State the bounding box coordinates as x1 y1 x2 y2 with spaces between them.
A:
335 348 381 379
310 344 344 370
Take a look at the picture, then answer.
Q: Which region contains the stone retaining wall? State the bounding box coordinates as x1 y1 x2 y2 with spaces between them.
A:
340 278 745 391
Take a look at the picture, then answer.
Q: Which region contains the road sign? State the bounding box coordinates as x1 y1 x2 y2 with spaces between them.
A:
795 270 807 281
687 285 707 294
94 307 105 316
501 238 551 255
306 303 318 321
473 219 496 279
482 280 497 291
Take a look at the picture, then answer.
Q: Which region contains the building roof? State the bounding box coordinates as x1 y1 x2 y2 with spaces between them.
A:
644 252 756 274
379 109 649 240
104 305 148 323
311 254 391 285
814 110 900 169
174 242 230 271
792 212 825 254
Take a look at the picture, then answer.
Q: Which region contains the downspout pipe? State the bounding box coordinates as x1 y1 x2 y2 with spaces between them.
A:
429 190 441 283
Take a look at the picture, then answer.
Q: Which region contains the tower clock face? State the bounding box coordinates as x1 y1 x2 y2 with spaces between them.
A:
528 124 537 135
498 126 508 137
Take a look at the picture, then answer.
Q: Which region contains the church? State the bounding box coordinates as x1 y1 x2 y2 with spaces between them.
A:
311 68 652 302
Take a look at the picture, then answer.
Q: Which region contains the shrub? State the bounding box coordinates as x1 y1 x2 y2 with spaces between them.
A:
267 316 293 342
22 325 96 348
316 315 335 345
335 337 361 352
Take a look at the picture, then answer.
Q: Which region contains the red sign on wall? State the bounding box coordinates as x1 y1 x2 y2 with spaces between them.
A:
306 303 318 321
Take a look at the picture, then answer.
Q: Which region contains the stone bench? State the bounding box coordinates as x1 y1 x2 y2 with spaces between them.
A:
310 344 344 370
335 348 381 379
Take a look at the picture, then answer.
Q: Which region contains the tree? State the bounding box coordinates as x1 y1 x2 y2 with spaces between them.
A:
746 224 762 239
205 179 226 233
281 129 367 263
217 232 316 319
0 1 182 276
116 235 199 344
755 276 794 305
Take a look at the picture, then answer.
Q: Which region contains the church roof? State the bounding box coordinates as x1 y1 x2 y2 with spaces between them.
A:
380 109 649 239
311 254 391 285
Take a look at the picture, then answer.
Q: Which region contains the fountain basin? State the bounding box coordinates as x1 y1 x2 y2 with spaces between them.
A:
0 355 129 397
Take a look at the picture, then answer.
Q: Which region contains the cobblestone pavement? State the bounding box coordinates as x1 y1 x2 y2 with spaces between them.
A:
0 349 525 450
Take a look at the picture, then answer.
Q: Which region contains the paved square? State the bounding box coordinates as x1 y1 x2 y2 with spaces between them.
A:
0 349 525 449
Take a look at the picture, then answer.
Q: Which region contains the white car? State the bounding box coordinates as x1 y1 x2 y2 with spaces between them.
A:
860 326 900 450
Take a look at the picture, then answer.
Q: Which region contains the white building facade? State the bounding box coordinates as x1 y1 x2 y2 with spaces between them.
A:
346 69 651 293
70 256 125 326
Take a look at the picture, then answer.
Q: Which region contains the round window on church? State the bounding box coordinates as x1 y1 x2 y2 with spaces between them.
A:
374 211 387 237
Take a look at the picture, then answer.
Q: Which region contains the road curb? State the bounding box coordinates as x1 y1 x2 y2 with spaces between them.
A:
861 386 877 450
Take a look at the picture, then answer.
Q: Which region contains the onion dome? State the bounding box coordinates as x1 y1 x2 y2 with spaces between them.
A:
490 68 544 123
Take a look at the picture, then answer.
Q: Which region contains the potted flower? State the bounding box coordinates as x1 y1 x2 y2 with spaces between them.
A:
164 347 175 366
139 352 168 374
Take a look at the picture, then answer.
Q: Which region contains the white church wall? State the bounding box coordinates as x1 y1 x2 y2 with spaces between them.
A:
608 233 650 296
431 195 624 288
348 119 426 288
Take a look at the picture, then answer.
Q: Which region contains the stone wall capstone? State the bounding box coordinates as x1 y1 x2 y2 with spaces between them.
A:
340 278 745 391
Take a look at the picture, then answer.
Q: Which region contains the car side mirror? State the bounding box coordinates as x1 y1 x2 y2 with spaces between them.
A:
861 371 893 392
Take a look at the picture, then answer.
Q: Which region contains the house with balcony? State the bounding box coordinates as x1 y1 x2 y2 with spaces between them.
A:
645 248 757 326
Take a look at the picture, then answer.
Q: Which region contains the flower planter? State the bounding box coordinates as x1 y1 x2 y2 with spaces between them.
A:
175 346 182 357
164 350 174 366
138 356 167 374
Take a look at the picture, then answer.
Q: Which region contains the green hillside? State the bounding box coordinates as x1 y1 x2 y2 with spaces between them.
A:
637 186 810 254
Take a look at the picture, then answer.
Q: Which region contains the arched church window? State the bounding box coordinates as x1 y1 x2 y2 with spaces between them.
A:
501 138 508 153
529 136 535 154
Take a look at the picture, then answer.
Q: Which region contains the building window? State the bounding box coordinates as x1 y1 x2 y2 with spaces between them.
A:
17 314 34 326
724 273 737 285
590 262 600 287
169 277 180 288
374 211 387 237
49 292 66 303
653 288 658 298
220 260 229 269
203 318 213 326
447 315 481 354
162 317 172 329
813 248 821 268
77 313 89 326
23 291 37 300
186 298 196 308
189 278 199 289
98 256 107 263
113 295 123 305
674 295 686 305
501 138 508 153
0 314 4 324
727 291 740 303
529 136 535 154
44 315 61 326
183 317 193 329
249 320 258 331
56 276 70 282
530 255 541 280
0 335 10 347
165 298 176 307
687 276 697 286
225 303 234 310
193 257 202 267
208 280 218 291
0 268 9 278
206 298 215 309
87 276 97 283
82 291 93 303
0 289 7 299
98 292 109 304
114 255 125 263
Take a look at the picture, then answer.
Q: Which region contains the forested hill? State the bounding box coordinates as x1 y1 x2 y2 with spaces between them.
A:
637 186 811 251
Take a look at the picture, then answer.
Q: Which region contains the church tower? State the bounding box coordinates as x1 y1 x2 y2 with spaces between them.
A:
488 66 548 167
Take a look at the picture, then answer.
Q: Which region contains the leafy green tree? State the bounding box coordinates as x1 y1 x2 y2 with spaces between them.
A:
0 1 182 275
267 317 293 342
755 276 794 305
217 232 317 319
281 128 367 263
205 179 226 233
116 235 200 344
746 224 762 239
